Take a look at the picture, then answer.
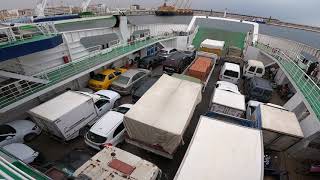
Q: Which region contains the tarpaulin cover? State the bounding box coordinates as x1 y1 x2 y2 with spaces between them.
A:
124 74 202 154
187 57 213 81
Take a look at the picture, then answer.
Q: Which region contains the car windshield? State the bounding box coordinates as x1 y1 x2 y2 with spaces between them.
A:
224 70 239 78
87 131 106 143
113 107 130 114
92 74 106 82
115 75 130 85
160 50 168 54
0 125 16 135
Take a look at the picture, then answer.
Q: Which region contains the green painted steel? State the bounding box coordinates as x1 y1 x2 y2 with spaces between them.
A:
192 27 246 52
256 42 320 120
0 36 175 111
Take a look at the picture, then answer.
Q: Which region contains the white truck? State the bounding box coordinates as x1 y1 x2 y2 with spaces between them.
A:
174 115 263 180
28 90 120 141
73 146 162 180
250 104 304 151
124 74 202 159
210 81 246 118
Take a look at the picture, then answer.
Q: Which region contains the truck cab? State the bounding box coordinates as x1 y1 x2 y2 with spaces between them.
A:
219 62 241 84
243 60 265 78
246 77 273 102
78 90 121 118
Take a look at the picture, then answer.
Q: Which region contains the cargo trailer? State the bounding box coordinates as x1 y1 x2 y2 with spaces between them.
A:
174 115 263 180
29 90 120 141
251 104 304 151
183 51 217 91
124 74 202 159
199 39 225 57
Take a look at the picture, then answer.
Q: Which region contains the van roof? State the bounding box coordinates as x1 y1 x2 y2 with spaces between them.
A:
251 77 273 91
212 88 246 111
223 62 240 72
174 116 263 180
248 60 264 67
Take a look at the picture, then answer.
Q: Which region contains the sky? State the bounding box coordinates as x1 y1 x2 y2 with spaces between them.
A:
1 0 320 27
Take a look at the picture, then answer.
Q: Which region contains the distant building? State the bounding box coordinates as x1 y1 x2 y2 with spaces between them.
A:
130 4 140 10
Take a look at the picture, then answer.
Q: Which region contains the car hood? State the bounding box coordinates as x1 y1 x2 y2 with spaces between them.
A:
6 120 35 130
95 90 120 100
3 143 37 162
90 111 123 137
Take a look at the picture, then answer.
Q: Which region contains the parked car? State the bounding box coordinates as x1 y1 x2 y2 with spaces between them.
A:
157 47 177 61
138 56 162 70
243 60 265 78
0 120 41 147
111 69 151 95
219 62 241 84
3 143 39 164
246 77 273 102
132 76 160 103
29 90 120 141
163 51 192 74
88 68 127 91
85 104 133 150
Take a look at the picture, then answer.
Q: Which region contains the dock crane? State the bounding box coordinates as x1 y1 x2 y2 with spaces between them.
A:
34 0 47 17
81 0 92 12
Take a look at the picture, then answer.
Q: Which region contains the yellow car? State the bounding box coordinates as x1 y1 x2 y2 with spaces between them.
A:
88 68 127 91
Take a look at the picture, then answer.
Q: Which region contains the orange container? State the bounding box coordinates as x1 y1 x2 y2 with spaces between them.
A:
187 57 212 81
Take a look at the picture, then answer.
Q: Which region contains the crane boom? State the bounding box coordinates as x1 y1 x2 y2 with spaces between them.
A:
34 0 47 17
81 0 92 12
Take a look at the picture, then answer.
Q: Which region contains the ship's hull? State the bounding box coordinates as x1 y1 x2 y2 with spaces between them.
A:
155 11 193 16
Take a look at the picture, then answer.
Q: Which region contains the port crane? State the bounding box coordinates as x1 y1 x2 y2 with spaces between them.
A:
34 0 47 17
81 0 92 12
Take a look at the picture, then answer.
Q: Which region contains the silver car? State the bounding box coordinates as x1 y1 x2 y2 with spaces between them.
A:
111 69 151 95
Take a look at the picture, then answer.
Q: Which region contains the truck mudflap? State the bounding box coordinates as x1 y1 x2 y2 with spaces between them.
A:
125 134 175 159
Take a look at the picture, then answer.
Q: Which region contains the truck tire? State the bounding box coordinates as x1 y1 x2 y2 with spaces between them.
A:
79 126 90 137
24 133 38 142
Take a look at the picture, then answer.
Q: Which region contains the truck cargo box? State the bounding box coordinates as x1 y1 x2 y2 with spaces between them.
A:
200 39 225 56
124 74 202 158
174 116 263 180
29 91 98 141
210 88 246 117
73 146 161 180
187 57 212 81
253 104 304 151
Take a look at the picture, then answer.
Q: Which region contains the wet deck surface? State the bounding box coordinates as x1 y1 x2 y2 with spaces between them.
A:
26 55 318 180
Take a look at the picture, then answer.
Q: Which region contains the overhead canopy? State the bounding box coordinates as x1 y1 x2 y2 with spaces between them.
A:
174 116 263 180
200 39 225 50
124 74 202 154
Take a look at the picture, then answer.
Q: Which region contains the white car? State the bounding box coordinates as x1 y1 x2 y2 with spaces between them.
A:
3 143 39 164
85 104 133 150
219 62 241 84
0 120 41 147
215 81 241 94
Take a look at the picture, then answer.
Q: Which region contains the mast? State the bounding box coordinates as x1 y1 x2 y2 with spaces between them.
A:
81 0 92 12
34 0 47 17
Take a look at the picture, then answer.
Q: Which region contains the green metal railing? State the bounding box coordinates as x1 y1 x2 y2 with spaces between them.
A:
256 42 320 120
0 35 176 111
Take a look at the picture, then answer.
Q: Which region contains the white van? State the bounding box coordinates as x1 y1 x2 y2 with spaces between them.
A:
243 60 265 78
219 62 240 84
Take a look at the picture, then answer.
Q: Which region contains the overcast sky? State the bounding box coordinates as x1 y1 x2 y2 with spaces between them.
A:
1 0 319 26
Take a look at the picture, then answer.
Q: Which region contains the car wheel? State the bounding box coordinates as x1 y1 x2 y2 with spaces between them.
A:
114 99 121 107
79 126 90 137
24 133 38 142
